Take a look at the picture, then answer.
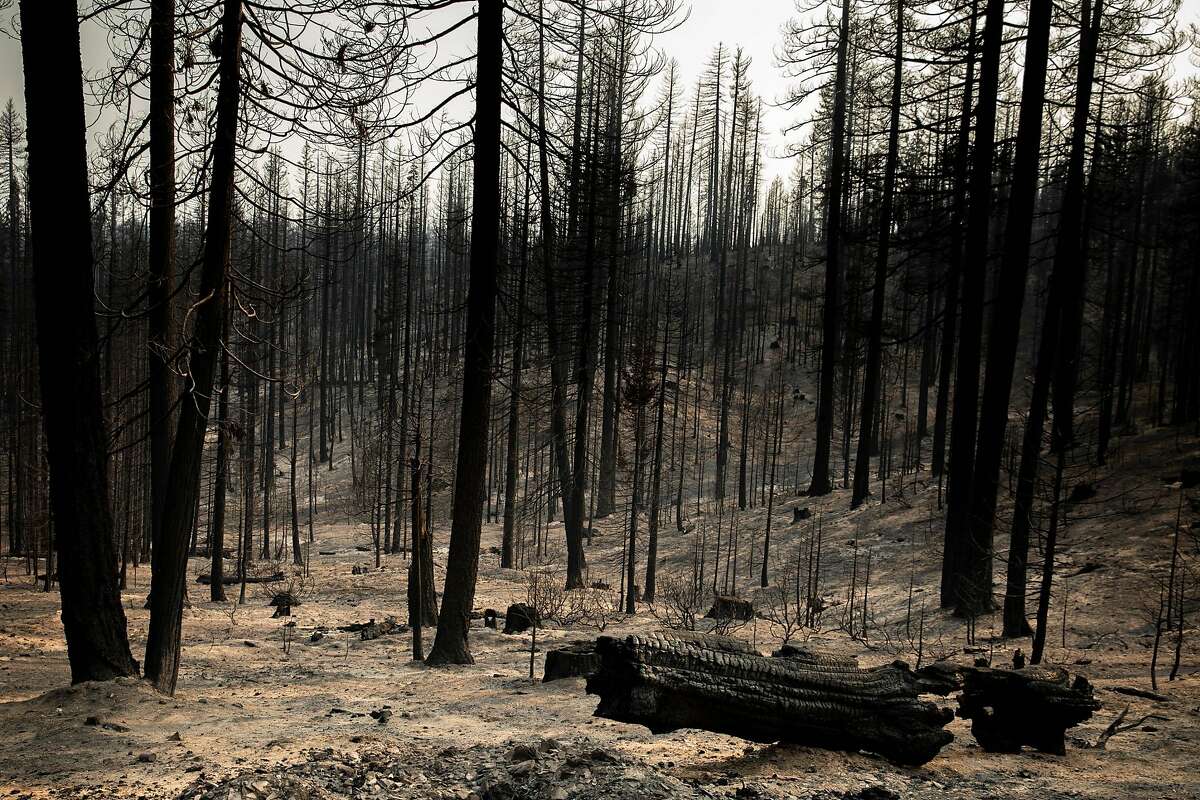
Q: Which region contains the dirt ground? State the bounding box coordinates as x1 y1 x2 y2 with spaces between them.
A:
1 427 1198 799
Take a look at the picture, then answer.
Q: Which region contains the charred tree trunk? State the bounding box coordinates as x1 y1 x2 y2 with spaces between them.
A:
595 208 622 517
851 1 902 509
408 452 437 628
644 314 670 602
535 3 586 587
942 0 1004 609
148 0 177 570
1050 4 1102 449
931 1 977 484
960 0 1052 617
958 664 1097 754
501 227 528 570
426 0 501 666
807 0 851 497
1003 0 1101 638
210 297 231 601
19 0 139 683
144 0 241 694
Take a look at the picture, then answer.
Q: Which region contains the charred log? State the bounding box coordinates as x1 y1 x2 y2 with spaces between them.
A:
338 616 409 641
914 661 967 696
957 665 1100 754
196 572 284 586
586 633 953 765
772 644 858 669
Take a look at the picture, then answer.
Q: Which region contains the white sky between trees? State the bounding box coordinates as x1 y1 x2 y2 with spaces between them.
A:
0 0 1196 192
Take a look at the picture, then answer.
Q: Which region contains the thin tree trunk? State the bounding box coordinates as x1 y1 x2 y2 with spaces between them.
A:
644 313 670 602
1003 0 1101 637
852 0 902 509
501 214 528 570
426 0 501 666
148 0 177 573
210 296 231 600
1031 448 1066 664
144 0 241 694
808 0 851 497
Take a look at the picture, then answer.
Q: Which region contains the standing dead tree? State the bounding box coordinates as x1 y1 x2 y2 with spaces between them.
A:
17 0 140 683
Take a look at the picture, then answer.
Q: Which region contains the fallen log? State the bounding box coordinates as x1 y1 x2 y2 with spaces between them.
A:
957 665 1100 754
913 661 966 696
359 617 407 641
338 616 408 641
586 632 953 765
1107 685 1168 703
772 644 858 669
195 572 284 586
543 641 601 682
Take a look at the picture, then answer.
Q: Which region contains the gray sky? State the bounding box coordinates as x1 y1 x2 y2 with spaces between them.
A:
0 0 1196 187
0 1 800 178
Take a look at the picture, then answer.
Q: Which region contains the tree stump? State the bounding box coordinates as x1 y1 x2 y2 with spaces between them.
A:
543 641 601 682
503 603 538 634
705 595 753 621
957 665 1100 754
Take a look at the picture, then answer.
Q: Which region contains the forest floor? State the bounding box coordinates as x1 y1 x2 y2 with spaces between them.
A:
0 427 1198 799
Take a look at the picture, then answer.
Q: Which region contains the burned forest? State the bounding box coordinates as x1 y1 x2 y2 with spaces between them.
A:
1 0 1199 797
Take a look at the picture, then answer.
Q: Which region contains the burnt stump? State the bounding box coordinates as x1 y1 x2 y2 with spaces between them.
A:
503 603 538 634
543 641 601 682
957 664 1099 754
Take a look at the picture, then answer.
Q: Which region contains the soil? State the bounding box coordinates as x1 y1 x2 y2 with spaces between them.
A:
1 427 1197 799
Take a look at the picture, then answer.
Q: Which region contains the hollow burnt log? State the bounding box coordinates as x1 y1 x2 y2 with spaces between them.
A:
586 632 953 765
543 640 601 682
956 665 1100 754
